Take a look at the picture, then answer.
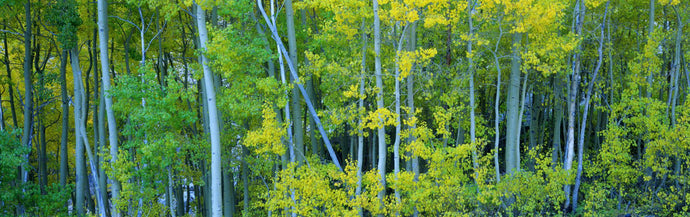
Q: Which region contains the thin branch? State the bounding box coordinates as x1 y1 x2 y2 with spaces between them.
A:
0 29 22 37
110 15 142 31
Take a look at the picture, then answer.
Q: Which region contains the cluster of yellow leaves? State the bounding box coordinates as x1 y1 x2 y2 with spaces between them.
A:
398 48 437 80
296 0 370 40
585 0 608 9
362 108 399 130
658 0 681 6
342 83 364 99
432 106 454 139
486 0 567 34
522 33 578 75
243 105 286 155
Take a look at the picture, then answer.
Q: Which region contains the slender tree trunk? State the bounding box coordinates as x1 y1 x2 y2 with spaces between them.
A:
18 1 33 215
355 20 367 216
516 72 530 170
223 169 235 217
467 0 479 185
285 0 304 163
59 49 69 187
0 94 3 131
552 75 563 167
3 20 17 127
195 3 223 216
373 0 387 214
257 0 343 170
407 22 418 179
492 37 503 182
39 116 46 193
393 23 410 212
242 146 250 214
573 4 607 210
671 6 683 188
38 68 47 194
564 0 585 210
505 32 522 174
97 0 121 215
72 48 106 216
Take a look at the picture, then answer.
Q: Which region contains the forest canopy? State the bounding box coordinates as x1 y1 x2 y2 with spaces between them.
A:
1 0 690 216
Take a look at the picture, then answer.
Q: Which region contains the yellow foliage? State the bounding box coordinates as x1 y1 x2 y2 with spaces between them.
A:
243 105 286 155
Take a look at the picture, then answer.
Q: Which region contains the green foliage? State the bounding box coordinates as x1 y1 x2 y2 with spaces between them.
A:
45 0 82 49
0 128 26 214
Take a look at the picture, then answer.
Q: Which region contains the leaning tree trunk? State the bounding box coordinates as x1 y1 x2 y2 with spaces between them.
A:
572 2 608 210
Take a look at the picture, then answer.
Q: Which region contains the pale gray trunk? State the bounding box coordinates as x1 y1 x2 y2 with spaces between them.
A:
493 53 502 182
373 0 386 213
98 89 108 216
72 48 107 217
505 33 522 174
285 0 304 163
407 21 419 217
97 0 121 214
393 23 410 211
355 20 367 216
573 2 607 210
671 7 683 188
552 76 563 167
256 0 342 169
491 27 505 182
467 0 479 184
195 3 223 216
516 72 530 170
564 0 585 210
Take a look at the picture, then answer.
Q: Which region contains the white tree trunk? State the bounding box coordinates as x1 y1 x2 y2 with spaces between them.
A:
97 0 121 215
71 48 106 217
195 3 223 216
505 33 522 174
564 0 585 210
355 19 367 216
373 0 387 214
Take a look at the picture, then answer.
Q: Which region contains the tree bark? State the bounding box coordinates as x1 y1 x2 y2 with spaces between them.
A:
97 0 121 215
505 32 522 174
285 0 304 164
3 20 17 127
467 0 479 185
564 0 585 210
552 75 563 167
195 3 223 216
256 0 342 170
355 20 367 216
393 23 410 211
373 0 386 214
573 3 607 210
491 25 505 181
59 48 69 188
18 1 33 215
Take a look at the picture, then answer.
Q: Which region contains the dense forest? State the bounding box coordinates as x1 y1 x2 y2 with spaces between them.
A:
0 0 689 216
